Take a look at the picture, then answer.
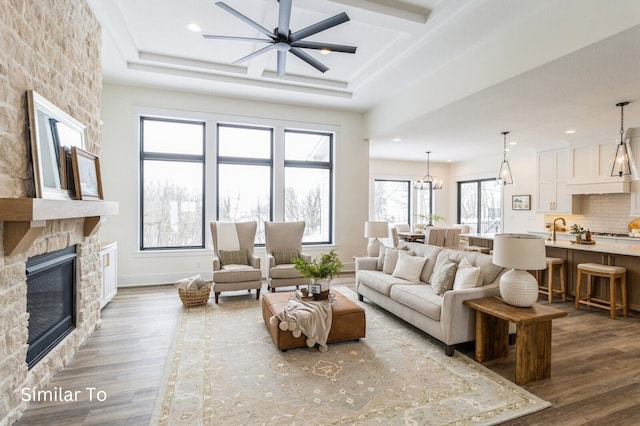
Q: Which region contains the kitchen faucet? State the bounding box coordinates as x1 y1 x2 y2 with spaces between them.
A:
552 217 566 242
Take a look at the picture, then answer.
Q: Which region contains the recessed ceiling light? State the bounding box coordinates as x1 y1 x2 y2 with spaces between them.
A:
509 141 517 146
392 138 401 142
447 159 452 162
320 49 330 55
566 129 576 134
187 23 202 32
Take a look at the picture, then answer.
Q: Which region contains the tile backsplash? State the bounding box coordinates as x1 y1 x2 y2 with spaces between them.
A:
544 193 634 234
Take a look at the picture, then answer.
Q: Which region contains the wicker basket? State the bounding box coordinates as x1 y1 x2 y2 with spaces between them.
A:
178 285 211 307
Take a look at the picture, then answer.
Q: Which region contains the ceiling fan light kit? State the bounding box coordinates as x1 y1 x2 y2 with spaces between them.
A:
204 0 357 76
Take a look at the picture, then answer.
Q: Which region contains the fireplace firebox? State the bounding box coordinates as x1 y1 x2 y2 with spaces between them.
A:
25 245 77 369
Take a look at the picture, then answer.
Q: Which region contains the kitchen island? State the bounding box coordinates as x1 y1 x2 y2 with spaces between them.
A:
462 233 640 312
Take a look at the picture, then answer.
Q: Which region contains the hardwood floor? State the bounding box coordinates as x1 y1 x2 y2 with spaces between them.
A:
15 279 640 425
16 285 183 426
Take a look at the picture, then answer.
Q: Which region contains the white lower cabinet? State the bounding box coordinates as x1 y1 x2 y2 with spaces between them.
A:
100 242 117 308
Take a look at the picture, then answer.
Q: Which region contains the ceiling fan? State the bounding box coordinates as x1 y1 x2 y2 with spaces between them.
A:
203 0 357 76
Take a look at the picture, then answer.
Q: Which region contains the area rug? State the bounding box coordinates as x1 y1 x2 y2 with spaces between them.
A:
151 288 549 425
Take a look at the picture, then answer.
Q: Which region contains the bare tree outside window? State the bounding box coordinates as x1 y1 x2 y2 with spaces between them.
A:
458 179 501 233
284 131 333 244
373 180 410 224
217 125 273 243
217 163 271 243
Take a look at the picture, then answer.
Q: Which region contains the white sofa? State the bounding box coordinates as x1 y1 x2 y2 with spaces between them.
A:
356 242 508 356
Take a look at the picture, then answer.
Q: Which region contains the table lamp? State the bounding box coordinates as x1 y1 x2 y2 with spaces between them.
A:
364 221 388 256
492 233 546 307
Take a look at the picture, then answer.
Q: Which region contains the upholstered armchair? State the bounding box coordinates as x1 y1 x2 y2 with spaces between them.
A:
264 221 311 292
210 221 262 303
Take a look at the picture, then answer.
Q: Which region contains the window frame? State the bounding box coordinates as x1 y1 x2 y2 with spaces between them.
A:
139 116 206 251
372 179 412 224
215 123 274 245
283 129 334 245
137 111 338 252
457 178 501 233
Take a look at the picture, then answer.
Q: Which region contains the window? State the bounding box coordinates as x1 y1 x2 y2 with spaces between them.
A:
139 115 336 250
284 130 333 244
415 184 432 225
373 179 410 223
217 124 273 243
140 117 205 249
458 179 501 233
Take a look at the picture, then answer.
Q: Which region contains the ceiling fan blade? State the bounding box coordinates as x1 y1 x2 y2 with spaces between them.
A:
277 0 292 39
290 40 357 54
215 1 274 39
203 34 273 43
277 50 287 76
290 12 350 42
232 44 276 65
290 47 329 73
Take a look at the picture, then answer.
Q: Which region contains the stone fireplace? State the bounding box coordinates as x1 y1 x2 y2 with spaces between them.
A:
0 0 104 423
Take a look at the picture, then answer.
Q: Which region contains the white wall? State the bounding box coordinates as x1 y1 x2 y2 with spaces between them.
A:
448 147 541 233
98 84 368 285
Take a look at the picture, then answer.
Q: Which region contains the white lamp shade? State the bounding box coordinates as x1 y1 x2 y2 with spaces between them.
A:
364 221 389 239
493 233 546 270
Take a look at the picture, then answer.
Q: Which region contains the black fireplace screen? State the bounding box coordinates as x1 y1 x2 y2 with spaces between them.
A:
26 245 76 369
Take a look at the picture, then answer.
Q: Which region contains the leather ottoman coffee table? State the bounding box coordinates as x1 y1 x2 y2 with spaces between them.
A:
262 290 366 351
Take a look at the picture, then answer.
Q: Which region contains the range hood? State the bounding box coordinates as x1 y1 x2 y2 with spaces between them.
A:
566 181 630 195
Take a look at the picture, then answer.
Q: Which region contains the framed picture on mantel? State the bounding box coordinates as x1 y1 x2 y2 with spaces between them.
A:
71 146 103 201
512 195 531 210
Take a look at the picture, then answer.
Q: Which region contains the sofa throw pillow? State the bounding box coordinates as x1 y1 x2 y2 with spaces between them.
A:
392 251 427 283
382 250 400 274
219 249 249 266
272 249 299 265
453 257 483 291
430 260 458 296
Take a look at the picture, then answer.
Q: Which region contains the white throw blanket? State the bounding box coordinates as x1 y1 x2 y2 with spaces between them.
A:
270 299 333 352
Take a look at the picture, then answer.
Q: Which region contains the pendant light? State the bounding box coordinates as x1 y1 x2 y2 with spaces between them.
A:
611 101 638 179
414 151 443 190
496 131 514 185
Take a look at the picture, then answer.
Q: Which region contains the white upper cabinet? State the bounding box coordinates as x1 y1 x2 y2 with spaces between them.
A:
569 143 620 182
565 143 630 195
537 149 580 213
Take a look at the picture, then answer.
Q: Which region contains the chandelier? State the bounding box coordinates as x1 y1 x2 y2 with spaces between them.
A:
611 101 638 179
496 131 514 185
414 151 443 190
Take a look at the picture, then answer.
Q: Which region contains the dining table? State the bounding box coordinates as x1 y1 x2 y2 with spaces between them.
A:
397 231 425 242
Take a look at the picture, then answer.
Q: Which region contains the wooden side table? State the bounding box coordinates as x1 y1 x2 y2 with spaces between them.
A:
464 296 567 385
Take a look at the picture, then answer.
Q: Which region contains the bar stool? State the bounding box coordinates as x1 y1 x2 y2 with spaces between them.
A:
575 263 627 319
536 257 566 302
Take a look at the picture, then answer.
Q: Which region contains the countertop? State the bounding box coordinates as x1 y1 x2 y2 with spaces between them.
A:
462 232 640 257
543 239 640 257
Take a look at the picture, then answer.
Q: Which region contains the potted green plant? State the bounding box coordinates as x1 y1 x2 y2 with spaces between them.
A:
293 250 343 300
570 224 585 242
416 213 446 226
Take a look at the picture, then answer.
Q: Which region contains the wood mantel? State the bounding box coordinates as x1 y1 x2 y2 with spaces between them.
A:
0 198 119 255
